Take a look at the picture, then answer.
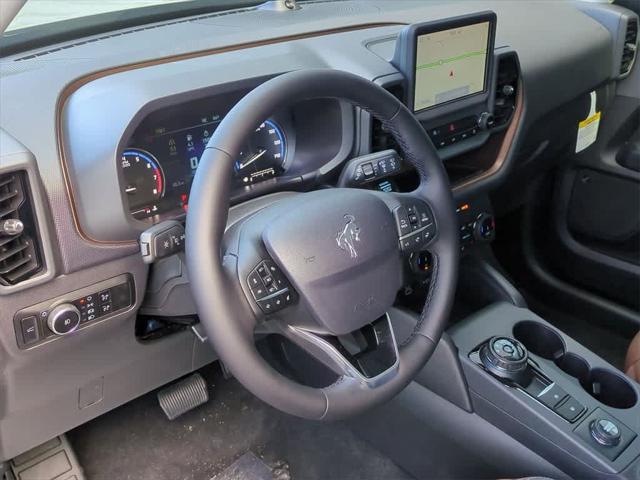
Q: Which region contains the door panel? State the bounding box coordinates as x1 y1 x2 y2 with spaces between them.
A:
550 72 640 311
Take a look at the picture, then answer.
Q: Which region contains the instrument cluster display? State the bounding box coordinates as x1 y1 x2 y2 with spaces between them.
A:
120 93 288 221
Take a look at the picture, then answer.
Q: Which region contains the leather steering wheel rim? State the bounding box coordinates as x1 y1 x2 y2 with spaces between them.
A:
185 69 459 420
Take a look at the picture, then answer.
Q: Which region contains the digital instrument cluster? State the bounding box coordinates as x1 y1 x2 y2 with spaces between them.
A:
120 93 288 221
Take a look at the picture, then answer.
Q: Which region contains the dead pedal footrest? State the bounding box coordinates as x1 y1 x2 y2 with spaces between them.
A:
10 434 85 480
157 372 209 420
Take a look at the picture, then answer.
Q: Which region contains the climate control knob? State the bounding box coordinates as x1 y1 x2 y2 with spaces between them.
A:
473 213 495 242
47 303 81 336
477 111 495 130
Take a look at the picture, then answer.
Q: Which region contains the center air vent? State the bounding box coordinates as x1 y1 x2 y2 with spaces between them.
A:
620 18 638 76
493 53 519 128
0 172 41 286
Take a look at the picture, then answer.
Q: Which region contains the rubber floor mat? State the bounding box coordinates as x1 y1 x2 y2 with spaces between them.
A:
68 363 412 480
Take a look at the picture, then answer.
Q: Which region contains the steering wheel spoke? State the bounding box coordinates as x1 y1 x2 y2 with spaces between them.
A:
281 314 400 387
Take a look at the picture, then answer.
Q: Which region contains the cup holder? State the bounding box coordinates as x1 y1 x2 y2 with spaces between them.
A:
513 320 638 409
555 352 590 384
513 320 565 360
586 368 638 409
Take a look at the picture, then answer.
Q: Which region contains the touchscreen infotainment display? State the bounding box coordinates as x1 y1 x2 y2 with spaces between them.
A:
413 21 490 111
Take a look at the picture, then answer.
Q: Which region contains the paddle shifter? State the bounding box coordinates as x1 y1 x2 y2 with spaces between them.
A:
479 336 532 386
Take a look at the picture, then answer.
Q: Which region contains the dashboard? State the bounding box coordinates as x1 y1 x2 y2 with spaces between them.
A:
1 0 636 465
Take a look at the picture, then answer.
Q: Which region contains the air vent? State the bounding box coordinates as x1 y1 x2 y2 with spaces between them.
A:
620 18 638 76
493 54 519 128
0 172 42 286
371 83 404 153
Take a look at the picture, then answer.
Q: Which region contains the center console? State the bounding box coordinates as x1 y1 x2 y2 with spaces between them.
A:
449 303 640 478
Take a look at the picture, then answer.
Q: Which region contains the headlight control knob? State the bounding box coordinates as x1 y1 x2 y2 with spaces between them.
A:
47 303 81 335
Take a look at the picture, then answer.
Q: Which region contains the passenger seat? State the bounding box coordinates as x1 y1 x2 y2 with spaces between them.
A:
625 332 640 383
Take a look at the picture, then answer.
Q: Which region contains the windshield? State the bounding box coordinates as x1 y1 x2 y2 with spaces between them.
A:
7 0 195 32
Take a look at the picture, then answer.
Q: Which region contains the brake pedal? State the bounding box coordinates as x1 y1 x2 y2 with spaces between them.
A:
157 373 209 420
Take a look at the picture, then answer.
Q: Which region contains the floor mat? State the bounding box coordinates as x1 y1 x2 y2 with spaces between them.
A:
68 363 412 480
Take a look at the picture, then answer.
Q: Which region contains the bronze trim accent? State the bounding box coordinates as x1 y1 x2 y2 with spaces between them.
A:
55 22 405 245
452 81 524 192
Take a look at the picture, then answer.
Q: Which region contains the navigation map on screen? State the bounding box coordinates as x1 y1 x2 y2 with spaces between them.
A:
413 21 490 111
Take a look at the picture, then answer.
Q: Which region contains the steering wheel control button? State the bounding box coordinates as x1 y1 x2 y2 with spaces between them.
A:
47 304 81 336
554 396 586 422
536 383 568 409
248 260 297 314
140 220 186 264
247 272 267 299
590 419 622 447
394 207 411 235
396 201 437 253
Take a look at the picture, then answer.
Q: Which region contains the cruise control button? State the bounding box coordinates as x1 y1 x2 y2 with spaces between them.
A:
555 396 586 422
258 298 275 313
394 207 411 235
283 290 294 305
247 272 267 299
273 294 285 309
256 264 268 277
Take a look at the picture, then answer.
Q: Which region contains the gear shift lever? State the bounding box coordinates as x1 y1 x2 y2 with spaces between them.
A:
479 336 532 386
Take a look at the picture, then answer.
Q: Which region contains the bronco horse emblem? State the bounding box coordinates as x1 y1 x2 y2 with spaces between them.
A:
336 214 361 259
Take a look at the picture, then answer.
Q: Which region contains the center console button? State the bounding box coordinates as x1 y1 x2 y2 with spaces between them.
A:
554 396 586 422
536 383 568 409
590 418 622 447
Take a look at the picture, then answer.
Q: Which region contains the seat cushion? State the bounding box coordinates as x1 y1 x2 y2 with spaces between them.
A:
625 331 640 383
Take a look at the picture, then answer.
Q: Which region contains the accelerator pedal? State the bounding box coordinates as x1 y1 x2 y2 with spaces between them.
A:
157 372 209 420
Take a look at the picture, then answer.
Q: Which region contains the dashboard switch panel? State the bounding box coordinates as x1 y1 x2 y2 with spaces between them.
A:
13 274 134 349
427 115 480 149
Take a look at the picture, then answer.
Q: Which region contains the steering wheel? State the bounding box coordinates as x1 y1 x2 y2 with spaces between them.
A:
185 69 459 420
